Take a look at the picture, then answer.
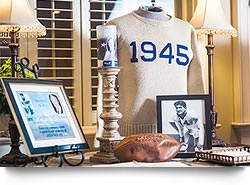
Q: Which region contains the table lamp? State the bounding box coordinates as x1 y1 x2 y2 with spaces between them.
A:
0 0 46 164
190 0 237 146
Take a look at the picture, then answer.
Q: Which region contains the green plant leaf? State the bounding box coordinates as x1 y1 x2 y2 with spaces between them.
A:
0 58 35 114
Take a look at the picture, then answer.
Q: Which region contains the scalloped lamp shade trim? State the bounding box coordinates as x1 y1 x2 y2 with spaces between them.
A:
190 0 237 37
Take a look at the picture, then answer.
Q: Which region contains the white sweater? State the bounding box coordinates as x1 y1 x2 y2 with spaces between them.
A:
105 11 204 134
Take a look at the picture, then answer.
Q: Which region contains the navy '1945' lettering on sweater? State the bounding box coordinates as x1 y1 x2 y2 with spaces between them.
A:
130 41 190 66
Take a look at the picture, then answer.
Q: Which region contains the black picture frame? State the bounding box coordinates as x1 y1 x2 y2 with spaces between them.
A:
157 94 212 158
0 78 89 157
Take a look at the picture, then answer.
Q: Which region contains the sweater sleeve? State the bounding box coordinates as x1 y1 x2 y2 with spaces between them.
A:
187 27 205 94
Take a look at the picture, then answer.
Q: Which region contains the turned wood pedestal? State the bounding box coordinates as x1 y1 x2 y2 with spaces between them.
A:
90 68 124 164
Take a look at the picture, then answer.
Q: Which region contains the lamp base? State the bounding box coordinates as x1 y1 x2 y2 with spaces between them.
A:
212 135 231 147
0 122 29 165
211 112 231 147
0 147 29 165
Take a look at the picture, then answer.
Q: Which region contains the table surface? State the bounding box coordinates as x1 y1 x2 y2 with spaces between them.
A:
1 150 249 167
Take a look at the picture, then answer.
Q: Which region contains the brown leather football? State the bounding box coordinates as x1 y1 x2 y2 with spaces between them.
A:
113 133 181 162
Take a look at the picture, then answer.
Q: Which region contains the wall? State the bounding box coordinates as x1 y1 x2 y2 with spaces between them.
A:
203 0 235 143
180 0 236 143
213 34 234 143
195 33 234 144
230 0 250 144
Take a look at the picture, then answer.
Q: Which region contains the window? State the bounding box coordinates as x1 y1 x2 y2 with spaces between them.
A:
0 35 11 64
36 0 83 122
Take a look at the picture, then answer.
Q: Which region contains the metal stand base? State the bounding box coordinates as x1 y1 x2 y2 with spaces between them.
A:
40 151 85 167
90 137 124 164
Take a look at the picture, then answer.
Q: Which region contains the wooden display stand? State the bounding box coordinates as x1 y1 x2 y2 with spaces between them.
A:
90 68 124 164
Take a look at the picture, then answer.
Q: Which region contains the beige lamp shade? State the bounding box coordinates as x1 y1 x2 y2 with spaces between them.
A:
0 0 46 37
190 0 237 37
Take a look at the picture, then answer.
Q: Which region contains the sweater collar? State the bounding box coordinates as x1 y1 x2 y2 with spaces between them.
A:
135 6 171 21
133 6 173 27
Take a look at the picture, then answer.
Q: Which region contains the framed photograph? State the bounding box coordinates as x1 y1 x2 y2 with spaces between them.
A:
0 78 89 156
157 95 212 158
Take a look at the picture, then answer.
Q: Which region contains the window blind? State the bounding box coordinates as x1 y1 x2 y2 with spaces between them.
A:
0 35 11 64
36 0 83 122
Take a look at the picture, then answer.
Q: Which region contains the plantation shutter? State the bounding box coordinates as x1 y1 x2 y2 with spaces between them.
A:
0 36 11 64
36 0 83 122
